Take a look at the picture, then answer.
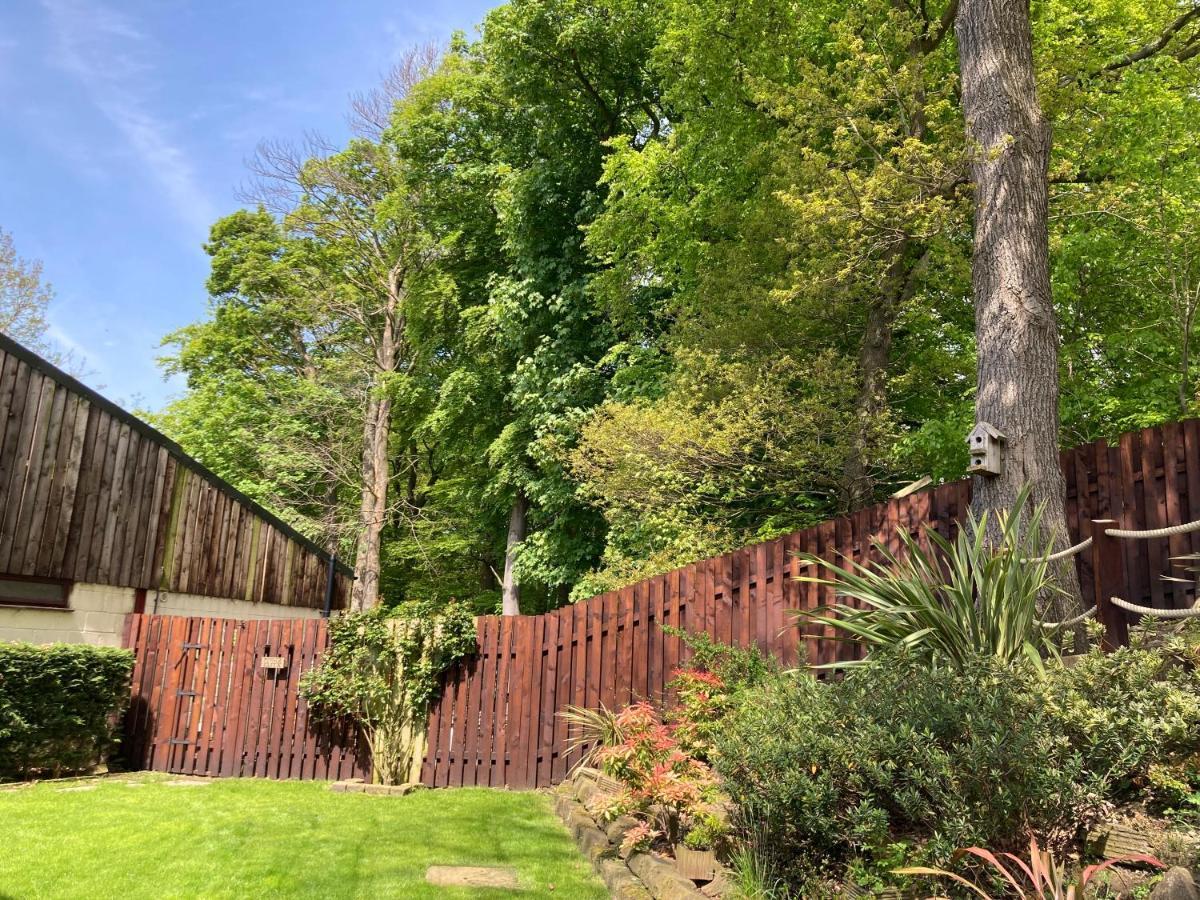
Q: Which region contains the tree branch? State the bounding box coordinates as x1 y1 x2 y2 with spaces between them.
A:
1060 4 1200 84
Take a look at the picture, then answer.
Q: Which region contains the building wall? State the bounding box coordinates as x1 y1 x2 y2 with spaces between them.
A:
0 583 325 647
148 590 326 623
0 333 353 610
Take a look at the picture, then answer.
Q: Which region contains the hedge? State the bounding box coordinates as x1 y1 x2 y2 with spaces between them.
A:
0 642 135 779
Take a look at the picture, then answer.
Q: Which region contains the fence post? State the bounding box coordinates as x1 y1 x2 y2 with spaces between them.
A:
1091 519 1128 651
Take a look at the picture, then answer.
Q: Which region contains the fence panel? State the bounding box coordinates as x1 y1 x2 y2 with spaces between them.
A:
422 421 1200 789
122 422 1200 789
122 613 368 780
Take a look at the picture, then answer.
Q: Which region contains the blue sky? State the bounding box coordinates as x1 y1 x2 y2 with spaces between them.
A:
0 0 496 410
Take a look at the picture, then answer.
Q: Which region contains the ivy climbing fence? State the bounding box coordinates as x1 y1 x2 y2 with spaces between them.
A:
123 420 1200 787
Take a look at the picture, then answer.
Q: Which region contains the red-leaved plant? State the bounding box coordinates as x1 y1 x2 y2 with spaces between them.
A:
593 701 716 845
666 667 730 761
896 837 1164 899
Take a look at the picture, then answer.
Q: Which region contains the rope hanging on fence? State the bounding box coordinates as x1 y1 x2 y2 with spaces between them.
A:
1105 518 1200 540
1109 596 1200 619
1022 536 1093 565
1040 604 1097 630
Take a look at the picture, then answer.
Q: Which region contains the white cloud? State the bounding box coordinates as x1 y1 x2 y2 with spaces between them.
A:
39 0 216 238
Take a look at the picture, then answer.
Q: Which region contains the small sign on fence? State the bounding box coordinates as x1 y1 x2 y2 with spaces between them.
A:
260 656 288 670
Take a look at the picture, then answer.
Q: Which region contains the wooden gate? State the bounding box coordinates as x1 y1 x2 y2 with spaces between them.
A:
122 614 368 780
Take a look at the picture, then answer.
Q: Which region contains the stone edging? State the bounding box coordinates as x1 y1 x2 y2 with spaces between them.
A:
329 778 426 797
550 768 724 900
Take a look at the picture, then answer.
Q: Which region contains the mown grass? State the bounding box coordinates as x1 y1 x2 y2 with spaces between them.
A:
0 775 606 899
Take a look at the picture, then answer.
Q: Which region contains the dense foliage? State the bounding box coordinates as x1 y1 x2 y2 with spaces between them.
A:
715 653 1091 889
711 630 1200 894
0 643 134 779
155 0 1200 611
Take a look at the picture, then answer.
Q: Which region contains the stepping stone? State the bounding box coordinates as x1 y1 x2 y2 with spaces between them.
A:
164 779 212 787
56 785 97 792
425 866 520 889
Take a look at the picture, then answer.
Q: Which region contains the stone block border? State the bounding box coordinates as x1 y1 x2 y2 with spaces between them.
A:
550 767 728 900
329 778 425 797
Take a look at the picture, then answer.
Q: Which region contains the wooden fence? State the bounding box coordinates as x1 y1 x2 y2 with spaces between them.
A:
123 421 1200 788
420 420 1200 789
122 613 368 780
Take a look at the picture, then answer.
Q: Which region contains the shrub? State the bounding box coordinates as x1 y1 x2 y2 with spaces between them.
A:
664 627 778 761
0 642 134 779
300 602 476 785
797 488 1067 669
665 626 777 690
1044 636 1200 799
713 651 1092 887
593 701 719 846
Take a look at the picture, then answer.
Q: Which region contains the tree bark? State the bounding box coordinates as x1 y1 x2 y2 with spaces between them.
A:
843 284 898 511
351 392 392 611
501 493 527 616
350 288 402 612
955 0 1085 623
843 243 929 509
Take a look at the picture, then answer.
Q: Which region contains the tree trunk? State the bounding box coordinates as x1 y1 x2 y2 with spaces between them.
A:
501 493 527 616
351 391 392 611
842 243 928 509
350 290 402 612
843 289 896 511
956 0 1085 624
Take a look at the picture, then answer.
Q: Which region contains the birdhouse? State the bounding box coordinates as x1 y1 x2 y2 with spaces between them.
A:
966 422 1006 476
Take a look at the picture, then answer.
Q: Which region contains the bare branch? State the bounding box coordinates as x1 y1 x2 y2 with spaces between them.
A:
348 42 443 140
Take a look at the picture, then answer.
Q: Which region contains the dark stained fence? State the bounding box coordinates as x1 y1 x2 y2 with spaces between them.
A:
122 614 368 780
0 334 351 610
119 422 1200 787
421 420 1200 789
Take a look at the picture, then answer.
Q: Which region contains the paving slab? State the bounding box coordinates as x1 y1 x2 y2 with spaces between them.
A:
425 866 521 889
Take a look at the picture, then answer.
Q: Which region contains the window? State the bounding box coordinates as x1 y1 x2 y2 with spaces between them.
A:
0 576 72 609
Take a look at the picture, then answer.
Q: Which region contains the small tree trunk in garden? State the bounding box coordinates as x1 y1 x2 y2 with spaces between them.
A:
501 493 527 616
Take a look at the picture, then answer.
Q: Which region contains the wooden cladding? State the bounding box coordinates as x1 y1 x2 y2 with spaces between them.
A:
421 420 1200 789
0 336 350 609
123 614 368 780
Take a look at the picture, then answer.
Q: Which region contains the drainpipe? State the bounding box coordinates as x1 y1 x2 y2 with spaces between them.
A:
323 553 337 618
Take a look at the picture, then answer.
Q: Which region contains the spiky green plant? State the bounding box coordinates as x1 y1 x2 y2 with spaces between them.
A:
557 704 625 771
796 487 1071 669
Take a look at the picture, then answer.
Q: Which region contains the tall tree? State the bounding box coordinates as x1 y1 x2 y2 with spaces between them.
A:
955 0 1084 620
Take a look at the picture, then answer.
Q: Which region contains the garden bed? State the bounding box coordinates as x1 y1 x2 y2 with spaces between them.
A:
551 766 727 899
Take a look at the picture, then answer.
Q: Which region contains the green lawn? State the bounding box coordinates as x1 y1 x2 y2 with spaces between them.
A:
0 775 607 899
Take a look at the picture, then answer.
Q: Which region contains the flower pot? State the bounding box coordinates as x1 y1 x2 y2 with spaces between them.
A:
674 844 717 882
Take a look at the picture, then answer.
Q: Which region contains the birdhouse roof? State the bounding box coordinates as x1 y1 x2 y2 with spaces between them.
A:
967 421 1006 442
